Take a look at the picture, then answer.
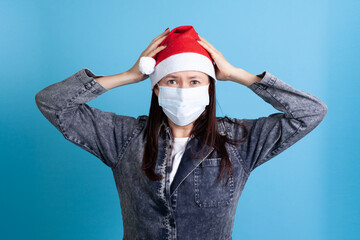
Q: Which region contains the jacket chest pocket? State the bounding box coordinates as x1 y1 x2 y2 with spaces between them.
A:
194 158 234 208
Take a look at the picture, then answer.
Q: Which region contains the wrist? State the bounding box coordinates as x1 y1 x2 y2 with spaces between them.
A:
229 68 262 87
125 69 143 83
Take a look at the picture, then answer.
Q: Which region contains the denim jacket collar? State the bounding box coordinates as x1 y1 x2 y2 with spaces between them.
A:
157 117 227 197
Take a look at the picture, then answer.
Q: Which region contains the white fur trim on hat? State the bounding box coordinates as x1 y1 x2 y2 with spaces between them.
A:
149 52 216 89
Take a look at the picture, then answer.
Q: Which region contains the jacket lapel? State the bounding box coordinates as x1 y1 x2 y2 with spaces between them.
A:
169 118 227 197
170 136 214 196
145 119 172 206
151 117 227 198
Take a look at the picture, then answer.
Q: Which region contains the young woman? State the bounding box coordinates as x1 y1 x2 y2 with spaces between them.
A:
35 25 328 240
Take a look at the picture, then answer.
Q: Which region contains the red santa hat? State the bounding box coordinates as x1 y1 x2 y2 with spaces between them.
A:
138 25 217 90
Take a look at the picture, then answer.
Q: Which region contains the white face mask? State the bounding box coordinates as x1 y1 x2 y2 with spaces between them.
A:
157 84 210 126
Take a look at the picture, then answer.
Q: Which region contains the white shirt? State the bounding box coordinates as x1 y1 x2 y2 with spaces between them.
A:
169 137 190 186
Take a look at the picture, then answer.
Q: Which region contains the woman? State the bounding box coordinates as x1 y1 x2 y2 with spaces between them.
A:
35 25 328 240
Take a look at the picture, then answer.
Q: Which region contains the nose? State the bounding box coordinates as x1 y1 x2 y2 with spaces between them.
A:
179 83 190 88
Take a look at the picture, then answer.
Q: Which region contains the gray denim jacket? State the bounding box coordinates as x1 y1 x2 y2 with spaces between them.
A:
35 68 328 240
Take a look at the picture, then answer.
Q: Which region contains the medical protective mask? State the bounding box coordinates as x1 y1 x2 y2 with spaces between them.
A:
157 84 210 126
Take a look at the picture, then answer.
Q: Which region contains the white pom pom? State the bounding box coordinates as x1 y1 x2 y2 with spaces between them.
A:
139 56 156 75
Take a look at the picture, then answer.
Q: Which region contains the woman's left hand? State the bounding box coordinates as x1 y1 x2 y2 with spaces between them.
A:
197 35 238 81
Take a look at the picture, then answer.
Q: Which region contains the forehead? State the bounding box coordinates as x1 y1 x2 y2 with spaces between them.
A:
163 70 208 79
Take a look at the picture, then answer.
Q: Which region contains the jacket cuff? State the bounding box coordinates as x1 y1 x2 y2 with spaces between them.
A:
248 71 277 94
75 68 108 94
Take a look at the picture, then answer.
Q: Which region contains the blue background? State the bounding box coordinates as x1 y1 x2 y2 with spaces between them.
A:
1 0 359 239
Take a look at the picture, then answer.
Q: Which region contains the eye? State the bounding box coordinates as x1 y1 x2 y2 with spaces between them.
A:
190 80 200 85
167 79 177 85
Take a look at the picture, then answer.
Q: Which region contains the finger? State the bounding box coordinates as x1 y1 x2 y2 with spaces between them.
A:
152 28 170 43
153 32 169 46
153 28 169 42
143 32 168 57
149 45 168 58
197 37 215 54
197 40 216 57
198 35 219 54
198 35 213 48
148 32 169 53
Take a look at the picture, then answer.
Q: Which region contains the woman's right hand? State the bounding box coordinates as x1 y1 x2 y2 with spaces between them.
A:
127 28 170 83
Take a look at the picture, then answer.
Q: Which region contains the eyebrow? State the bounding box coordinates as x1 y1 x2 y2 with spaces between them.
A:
165 75 202 79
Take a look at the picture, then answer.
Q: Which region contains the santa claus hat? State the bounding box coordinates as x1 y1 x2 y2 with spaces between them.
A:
138 25 217 90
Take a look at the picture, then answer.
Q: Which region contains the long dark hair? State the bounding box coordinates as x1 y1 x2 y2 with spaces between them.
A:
141 76 248 186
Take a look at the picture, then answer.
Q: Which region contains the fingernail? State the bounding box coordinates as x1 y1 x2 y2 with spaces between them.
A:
164 27 169 31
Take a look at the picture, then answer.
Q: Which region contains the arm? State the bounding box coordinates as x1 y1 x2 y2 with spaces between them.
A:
35 30 172 168
228 67 263 87
225 69 328 173
35 68 144 168
94 70 143 90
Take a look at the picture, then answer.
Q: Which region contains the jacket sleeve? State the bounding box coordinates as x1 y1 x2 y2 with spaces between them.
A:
225 71 328 173
35 68 141 169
